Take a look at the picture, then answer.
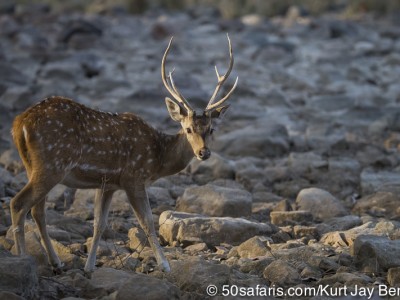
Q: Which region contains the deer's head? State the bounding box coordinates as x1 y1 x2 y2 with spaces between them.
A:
162 35 238 161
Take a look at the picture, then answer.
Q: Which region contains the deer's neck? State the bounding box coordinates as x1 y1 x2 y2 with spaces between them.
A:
157 130 193 178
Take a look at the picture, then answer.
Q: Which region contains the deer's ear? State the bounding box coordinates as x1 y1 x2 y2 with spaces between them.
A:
210 105 230 119
165 97 187 122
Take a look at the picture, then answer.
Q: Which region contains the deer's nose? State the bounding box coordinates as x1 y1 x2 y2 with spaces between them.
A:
198 147 211 160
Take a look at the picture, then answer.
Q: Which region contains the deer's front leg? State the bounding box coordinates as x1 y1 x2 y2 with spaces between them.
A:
125 184 171 272
84 189 114 273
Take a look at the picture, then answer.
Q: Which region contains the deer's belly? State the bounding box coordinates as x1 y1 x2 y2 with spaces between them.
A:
61 167 121 189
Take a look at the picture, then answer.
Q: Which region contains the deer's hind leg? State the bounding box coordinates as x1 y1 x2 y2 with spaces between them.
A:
31 196 62 269
10 176 59 258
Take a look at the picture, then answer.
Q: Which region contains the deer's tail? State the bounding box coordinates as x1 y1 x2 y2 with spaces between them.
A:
12 115 32 174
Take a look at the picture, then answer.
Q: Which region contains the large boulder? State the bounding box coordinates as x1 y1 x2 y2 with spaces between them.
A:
351 235 400 273
295 188 348 221
176 184 252 217
159 211 277 247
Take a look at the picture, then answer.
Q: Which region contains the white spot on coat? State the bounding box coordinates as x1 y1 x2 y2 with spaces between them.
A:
22 126 28 140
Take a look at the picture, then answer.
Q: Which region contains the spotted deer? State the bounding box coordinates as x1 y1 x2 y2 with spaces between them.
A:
10 35 238 273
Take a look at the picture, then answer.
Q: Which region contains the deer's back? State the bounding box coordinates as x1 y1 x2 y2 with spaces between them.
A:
13 96 160 188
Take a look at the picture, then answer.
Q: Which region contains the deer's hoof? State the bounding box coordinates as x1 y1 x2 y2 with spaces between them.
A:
83 268 94 279
52 263 65 275
83 263 98 278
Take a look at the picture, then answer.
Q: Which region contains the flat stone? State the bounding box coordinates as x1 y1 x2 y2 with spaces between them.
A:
176 184 252 217
270 211 313 226
159 210 277 247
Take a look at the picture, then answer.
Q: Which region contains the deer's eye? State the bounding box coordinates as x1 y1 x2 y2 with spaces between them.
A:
186 128 192 134
210 128 215 135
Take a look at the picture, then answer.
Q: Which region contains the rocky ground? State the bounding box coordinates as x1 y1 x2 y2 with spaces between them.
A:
1 4 400 300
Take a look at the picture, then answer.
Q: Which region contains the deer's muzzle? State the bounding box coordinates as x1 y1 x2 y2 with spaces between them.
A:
197 147 211 160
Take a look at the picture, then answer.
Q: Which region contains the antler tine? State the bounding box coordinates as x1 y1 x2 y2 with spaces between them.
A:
205 76 238 111
161 37 194 114
168 70 190 106
205 33 235 111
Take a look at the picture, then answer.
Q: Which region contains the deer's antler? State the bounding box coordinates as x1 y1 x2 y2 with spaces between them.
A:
205 34 239 112
161 37 194 115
